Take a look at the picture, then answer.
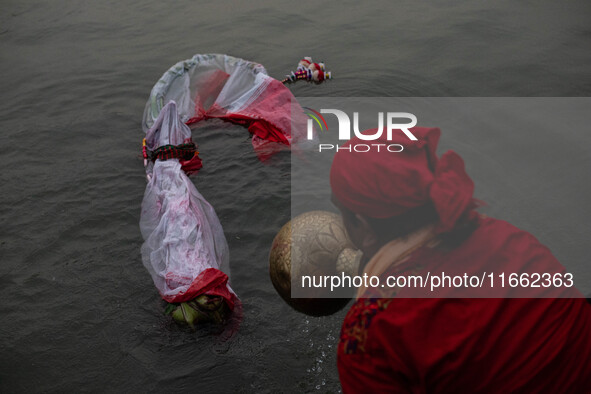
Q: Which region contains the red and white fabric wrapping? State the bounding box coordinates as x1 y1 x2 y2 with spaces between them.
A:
140 54 307 308
142 53 307 160
140 101 236 308
140 54 308 309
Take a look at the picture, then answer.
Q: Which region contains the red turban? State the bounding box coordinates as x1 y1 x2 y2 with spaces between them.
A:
329 127 476 233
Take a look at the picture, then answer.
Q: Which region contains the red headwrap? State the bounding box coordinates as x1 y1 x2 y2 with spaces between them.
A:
330 127 476 233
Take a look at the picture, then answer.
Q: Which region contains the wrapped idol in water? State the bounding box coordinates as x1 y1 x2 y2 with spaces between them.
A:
139 54 327 327
140 101 236 328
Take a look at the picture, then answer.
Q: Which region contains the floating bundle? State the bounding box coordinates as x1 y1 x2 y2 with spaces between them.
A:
140 54 314 328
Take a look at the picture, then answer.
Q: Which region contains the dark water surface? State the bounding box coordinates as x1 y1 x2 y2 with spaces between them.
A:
1 1 590 392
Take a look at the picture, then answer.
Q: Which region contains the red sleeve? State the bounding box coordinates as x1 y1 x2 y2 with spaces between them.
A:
337 298 418 393
351 298 591 393
338 352 413 394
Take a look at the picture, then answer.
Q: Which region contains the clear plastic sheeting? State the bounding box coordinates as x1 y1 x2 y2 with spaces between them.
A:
142 99 193 178
143 54 268 129
142 53 308 159
140 101 234 305
139 54 311 309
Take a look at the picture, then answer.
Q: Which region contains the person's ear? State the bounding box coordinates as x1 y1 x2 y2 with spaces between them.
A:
354 214 378 252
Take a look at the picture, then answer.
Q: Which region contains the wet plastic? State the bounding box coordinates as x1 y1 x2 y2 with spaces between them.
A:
142 53 308 159
140 101 233 304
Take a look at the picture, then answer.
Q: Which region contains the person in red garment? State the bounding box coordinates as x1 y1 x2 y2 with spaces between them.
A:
330 127 591 393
